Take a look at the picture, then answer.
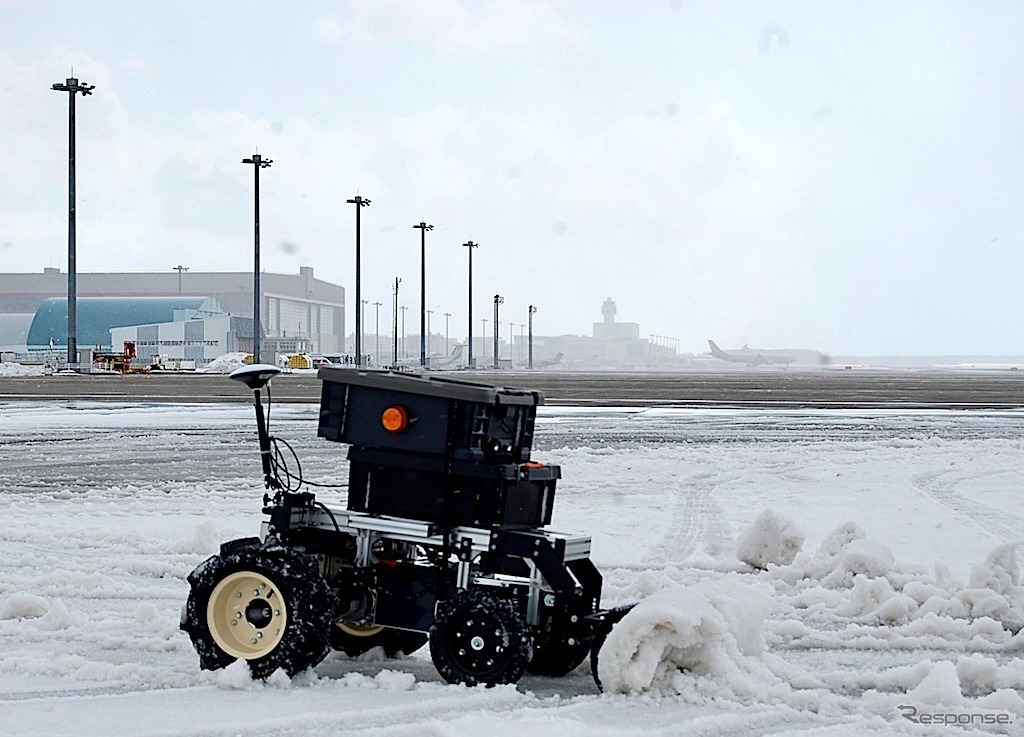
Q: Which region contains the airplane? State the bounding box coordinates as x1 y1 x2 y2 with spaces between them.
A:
427 343 464 369
532 352 563 369
707 340 795 366
392 343 465 370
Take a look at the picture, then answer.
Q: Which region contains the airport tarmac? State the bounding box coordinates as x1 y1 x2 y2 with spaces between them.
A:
2 368 1024 408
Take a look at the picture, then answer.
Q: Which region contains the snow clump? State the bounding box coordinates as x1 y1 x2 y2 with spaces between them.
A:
736 508 805 569
0 593 50 620
597 578 798 701
198 352 249 374
0 362 45 377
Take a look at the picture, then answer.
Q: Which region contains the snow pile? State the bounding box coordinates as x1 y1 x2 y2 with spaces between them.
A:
736 509 805 569
198 352 249 373
772 524 1024 632
597 579 796 701
0 593 50 620
0 362 45 377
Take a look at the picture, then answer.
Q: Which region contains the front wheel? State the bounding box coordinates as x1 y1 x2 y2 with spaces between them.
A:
181 538 335 679
429 589 532 686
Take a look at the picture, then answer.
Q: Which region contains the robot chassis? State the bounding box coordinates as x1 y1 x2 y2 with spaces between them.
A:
181 365 631 687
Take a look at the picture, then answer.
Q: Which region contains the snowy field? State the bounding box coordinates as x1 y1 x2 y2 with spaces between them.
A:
2 401 1024 735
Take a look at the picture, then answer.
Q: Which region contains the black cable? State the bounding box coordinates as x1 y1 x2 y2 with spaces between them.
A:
313 501 342 532
263 379 348 492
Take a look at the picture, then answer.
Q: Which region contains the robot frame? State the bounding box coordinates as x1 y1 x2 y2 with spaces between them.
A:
181 364 631 687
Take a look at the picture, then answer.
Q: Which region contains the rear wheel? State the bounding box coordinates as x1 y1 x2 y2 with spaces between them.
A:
429 589 532 686
329 621 428 657
182 539 335 679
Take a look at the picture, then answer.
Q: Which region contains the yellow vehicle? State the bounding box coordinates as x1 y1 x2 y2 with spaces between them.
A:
284 354 313 370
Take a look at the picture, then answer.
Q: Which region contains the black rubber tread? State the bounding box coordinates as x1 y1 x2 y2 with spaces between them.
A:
589 605 635 691
526 637 591 677
329 625 429 657
181 538 337 679
429 589 533 687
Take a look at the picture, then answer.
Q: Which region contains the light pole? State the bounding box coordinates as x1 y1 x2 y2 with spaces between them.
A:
400 305 408 358
373 300 382 367
426 309 433 364
414 222 433 367
52 75 94 366
173 265 189 296
493 295 504 368
360 299 368 362
392 277 401 366
443 311 452 356
242 153 272 363
528 305 537 369
347 195 371 366
462 241 479 368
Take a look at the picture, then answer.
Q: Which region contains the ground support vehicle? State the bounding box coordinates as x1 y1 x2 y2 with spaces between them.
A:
181 366 630 687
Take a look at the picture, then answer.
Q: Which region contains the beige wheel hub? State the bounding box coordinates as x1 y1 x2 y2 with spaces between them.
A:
207 571 287 660
336 621 385 637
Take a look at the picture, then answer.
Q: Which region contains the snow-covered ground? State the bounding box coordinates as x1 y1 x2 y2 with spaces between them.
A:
1 402 1023 735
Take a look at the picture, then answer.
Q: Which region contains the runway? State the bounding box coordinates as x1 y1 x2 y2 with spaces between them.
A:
3 368 1024 408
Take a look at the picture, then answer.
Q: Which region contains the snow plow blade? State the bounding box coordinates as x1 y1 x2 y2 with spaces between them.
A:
586 604 636 690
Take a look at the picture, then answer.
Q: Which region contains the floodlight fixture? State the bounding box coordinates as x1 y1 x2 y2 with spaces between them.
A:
414 221 434 367
348 195 371 367
242 153 273 363
52 75 95 366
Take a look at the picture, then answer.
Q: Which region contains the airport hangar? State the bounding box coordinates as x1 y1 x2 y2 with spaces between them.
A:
0 266 345 364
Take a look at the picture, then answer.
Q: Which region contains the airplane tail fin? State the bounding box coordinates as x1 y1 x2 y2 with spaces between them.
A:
708 340 723 356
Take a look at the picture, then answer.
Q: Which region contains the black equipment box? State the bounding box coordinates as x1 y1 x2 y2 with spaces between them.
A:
347 447 559 528
316 368 558 528
317 368 542 464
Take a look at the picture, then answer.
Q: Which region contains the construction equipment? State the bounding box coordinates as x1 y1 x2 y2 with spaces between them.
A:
92 341 142 373
181 366 630 687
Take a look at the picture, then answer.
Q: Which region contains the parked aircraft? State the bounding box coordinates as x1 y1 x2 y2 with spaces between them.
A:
392 343 465 369
707 340 795 366
532 352 564 368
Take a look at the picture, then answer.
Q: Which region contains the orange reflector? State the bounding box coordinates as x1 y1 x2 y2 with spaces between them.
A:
523 461 546 469
381 405 409 433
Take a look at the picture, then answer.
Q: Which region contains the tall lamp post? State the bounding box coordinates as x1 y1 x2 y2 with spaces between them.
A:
462 241 479 368
360 299 368 361
493 295 503 368
373 301 382 367
242 153 272 363
426 309 433 364
400 305 408 358
528 305 537 369
173 265 189 296
413 222 433 367
347 195 371 366
443 311 452 356
392 278 401 366
52 75 95 366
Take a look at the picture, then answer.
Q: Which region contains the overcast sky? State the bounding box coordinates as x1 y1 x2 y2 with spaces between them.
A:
2 1 1023 355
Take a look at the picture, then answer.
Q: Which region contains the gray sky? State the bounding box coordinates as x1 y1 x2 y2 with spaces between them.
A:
2 1 1023 355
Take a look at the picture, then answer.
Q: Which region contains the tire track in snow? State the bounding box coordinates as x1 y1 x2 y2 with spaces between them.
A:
910 468 1024 541
646 473 733 565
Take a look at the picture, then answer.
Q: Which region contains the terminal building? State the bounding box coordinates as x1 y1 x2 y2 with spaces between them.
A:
0 266 345 363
